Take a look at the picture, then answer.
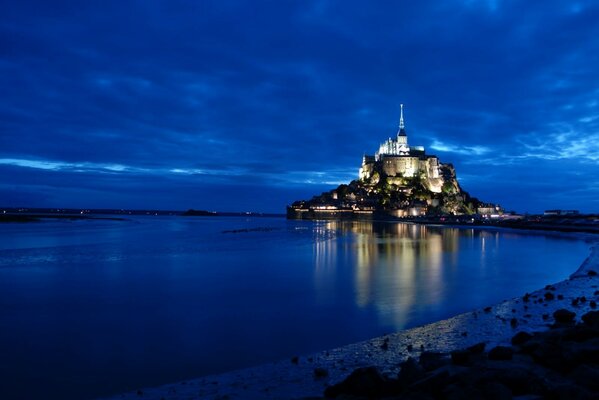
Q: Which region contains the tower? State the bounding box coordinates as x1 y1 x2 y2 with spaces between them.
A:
398 103 406 136
396 104 408 149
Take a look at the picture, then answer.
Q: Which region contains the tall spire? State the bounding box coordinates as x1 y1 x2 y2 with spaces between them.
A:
399 104 405 130
398 103 406 136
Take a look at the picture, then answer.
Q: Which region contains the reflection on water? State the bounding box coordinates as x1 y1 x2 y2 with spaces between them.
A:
312 221 583 331
0 217 591 400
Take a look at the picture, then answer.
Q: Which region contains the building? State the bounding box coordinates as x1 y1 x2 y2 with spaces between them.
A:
358 104 443 192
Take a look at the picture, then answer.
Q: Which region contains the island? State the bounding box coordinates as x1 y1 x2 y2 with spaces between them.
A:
287 105 500 220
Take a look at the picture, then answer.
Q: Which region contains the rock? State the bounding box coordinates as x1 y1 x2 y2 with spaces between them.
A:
511 331 533 346
531 341 567 371
562 338 599 368
408 367 452 395
419 351 450 372
323 366 390 398
553 309 576 324
523 293 530 302
590 300 597 309
314 367 329 379
466 342 486 354
488 346 514 360
544 292 555 300
560 325 598 342
481 365 546 395
443 383 483 400
484 306 492 313
588 270 597 276
547 383 594 400
407 344 413 351
450 349 470 365
582 311 599 328
480 381 513 400
568 364 599 391
397 357 425 386
381 341 389 350
510 318 518 327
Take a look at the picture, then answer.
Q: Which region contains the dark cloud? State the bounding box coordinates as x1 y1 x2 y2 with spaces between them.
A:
1 0 598 212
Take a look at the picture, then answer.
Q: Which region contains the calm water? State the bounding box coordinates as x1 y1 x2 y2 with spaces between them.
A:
0 216 591 399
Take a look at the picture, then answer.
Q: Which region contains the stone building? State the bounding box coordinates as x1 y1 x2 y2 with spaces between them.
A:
358 104 443 192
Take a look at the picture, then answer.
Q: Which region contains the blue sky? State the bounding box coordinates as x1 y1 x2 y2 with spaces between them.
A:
1 0 598 213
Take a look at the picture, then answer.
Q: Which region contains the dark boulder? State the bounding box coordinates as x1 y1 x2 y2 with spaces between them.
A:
419 351 450 372
531 341 567 372
480 381 513 400
568 364 599 392
553 309 576 324
581 310 599 328
408 367 453 396
547 383 594 400
450 349 471 366
324 366 391 398
561 338 599 368
397 357 425 386
466 342 487 354
488 346 514 361
479 365 546 396
511 331 533 346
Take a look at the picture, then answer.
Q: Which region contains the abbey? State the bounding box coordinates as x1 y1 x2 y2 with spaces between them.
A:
358 104 443 193
287 104 493 219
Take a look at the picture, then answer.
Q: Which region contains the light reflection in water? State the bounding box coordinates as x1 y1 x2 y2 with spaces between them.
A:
312 221 508 331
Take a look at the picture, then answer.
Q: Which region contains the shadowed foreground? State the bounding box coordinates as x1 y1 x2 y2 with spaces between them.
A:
325 306 599 399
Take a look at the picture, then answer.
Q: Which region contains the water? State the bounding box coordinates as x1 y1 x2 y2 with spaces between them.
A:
0 216 591 399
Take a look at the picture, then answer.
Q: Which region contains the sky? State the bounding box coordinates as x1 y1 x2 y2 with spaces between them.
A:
1 0 598 213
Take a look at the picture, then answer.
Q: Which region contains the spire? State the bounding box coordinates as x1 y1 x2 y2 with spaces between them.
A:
398 103 406 136
399 104 404 130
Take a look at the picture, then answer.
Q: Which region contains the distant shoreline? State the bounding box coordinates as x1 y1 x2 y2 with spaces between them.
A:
0 213 127 223
0 207 286 221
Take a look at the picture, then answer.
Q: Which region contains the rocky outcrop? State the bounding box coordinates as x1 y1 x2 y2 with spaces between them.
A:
324 310 599 399
289 162 487 217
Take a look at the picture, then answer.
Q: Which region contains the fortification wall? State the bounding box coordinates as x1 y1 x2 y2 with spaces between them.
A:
360 155 441 182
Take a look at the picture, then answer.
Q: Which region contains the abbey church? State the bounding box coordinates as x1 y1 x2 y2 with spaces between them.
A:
287 104 494 219
358 105 444 193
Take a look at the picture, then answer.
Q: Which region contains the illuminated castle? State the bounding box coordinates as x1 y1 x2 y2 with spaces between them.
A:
359 104 443 193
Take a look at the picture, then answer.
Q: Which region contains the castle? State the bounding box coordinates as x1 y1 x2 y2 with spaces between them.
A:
358 104 444 193
287 104 492 219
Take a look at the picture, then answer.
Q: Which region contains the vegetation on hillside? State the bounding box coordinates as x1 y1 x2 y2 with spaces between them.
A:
292 164 485 215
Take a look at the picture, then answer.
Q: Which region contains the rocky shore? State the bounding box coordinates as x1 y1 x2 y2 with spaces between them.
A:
325 306 599 399
104 241 599 400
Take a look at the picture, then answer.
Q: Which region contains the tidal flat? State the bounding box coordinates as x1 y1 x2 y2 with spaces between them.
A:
107 240 599 400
